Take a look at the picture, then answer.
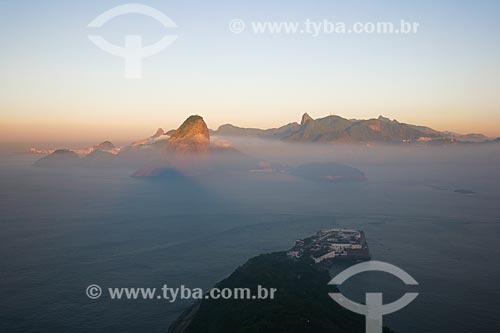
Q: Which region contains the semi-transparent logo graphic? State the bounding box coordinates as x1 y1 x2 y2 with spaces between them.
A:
329 261 419 333
88 3 178 79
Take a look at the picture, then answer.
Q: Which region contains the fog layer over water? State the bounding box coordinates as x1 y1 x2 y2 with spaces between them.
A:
1 141 499 332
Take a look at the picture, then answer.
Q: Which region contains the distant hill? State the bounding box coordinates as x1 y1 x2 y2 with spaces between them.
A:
130 128 166 148
441 131 490 143
214 122 300 140
93 140 115 150
34 149 80 167
213 113 490 144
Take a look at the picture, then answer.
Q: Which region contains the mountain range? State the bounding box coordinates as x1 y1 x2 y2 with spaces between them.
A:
32 115 368 182
212 113 493 144
28 114 496 159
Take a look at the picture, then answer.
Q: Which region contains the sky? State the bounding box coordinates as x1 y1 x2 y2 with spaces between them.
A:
0 0 499 144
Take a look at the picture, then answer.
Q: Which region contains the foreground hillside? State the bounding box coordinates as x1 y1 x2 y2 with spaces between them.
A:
168 252 393 333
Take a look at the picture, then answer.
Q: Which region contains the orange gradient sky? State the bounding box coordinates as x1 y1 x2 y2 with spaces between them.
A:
1 1 499 145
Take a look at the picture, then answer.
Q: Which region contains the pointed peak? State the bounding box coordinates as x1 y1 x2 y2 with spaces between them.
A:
152 128 165 138
377 115 392 122
169 115 209 142
301 113 313 125
94 141 115 150
167 115 210 153
175 115 207 133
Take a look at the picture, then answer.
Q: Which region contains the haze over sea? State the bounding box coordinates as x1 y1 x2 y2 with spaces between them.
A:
1 142 499 332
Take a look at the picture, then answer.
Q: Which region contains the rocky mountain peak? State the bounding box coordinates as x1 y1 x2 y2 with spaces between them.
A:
377 115 393 122
301 113 313 126
167 115 210 153
153 128 165 138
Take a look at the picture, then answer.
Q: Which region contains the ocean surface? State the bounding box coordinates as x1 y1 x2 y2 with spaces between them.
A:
1 147 499 332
